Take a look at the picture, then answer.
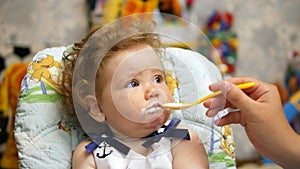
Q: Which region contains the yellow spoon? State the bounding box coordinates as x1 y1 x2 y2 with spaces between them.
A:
162 82 255 110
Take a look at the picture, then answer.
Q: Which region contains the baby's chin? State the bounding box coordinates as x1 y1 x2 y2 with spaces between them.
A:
130 119 166 136
148 115 169 129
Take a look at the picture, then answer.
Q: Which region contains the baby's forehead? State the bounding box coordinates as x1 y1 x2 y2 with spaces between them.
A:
114 46 163 71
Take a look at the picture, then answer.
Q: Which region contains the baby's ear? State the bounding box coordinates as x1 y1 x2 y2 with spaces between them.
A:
84 95 105 122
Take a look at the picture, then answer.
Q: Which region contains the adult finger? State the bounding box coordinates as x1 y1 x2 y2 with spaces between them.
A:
213 111 242 126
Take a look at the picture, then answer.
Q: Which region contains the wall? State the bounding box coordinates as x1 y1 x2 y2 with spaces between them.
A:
0 0 89 46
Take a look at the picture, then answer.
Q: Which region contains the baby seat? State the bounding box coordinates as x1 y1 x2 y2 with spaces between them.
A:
15 46 236 168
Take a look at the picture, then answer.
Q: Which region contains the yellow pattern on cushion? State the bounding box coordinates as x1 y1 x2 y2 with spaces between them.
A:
28 54 63 94
165 70 178 96
31 55 62 83
220 125 235 158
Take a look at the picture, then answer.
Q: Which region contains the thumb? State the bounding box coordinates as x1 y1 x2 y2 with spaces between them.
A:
226 83 255 112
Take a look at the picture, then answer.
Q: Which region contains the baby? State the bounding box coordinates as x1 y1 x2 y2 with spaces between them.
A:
61 18 208 169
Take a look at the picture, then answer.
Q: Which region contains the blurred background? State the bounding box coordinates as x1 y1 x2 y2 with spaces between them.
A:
0 0 299 168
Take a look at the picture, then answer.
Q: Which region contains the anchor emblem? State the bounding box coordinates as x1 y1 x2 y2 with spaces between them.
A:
96 142 113 158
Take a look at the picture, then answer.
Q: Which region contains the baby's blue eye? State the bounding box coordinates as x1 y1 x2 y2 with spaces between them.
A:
154 75 163 83
127 80 139 88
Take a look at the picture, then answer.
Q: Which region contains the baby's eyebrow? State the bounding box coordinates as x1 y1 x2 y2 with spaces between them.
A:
115 71 136 83
151 69 164 74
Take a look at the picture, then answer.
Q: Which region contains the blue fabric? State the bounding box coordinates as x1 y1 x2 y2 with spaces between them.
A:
284 102 299 122
85 123 130 155
142 118 190 148
86 118 190 154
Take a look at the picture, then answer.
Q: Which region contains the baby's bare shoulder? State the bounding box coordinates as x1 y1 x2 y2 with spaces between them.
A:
72 139 95 169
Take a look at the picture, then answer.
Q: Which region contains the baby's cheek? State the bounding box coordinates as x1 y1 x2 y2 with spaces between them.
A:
165 91 173 103
165 108 172 117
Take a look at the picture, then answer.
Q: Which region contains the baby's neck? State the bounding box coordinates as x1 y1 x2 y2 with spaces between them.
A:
109 125 153 156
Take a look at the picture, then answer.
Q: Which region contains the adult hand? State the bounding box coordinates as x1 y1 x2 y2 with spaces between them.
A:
204 76 300 169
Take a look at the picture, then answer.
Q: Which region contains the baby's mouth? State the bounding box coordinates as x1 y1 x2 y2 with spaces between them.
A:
140 101 163 115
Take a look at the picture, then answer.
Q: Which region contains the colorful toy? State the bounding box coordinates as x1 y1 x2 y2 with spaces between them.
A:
0 62 28 169
158 0 182 19
101 0 159 23
283 50 300 132
202 11 238 75
185 0 194 11
284 90 300 123
99 0 184 24
285 50 300 96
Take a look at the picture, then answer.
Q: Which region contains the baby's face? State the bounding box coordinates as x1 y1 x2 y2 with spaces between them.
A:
98 45 173 138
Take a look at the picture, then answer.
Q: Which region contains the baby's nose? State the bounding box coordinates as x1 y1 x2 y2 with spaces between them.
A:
149 90 160 98
145 88 163 100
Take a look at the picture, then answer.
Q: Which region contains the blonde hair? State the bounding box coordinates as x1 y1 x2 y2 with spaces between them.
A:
60 20 163 114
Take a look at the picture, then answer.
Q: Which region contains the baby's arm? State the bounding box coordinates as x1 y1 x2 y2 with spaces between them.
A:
172 126 209 169
72 139 96 169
